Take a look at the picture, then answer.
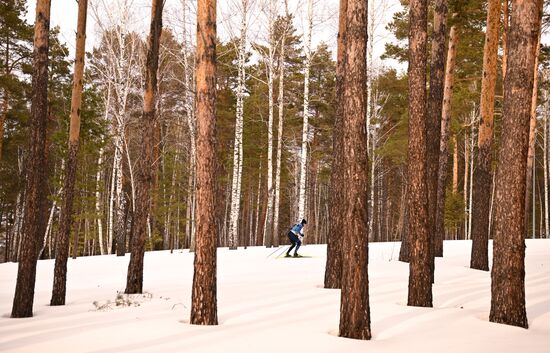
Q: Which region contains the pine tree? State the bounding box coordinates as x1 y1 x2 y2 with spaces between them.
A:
0 0 33 160
11 0 52 318
50 0 88 305
406 0 432 307
470 0 501 271
324 0 347 290
125 0 163 294
489 0 541 329
338 0 371 340
191 0 218 325
426 0 448 277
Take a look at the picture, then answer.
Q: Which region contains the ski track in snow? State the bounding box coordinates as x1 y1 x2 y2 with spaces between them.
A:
1 240 549 353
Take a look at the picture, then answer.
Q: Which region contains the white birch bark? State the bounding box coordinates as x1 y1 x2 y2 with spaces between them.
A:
273 0 290 246
95 147 105 255
263 0 276 246
181 0 197 250
40 194 58 259
464 127 469 240
297 0 313 221
91 0 141 254
468 110 476 240
228 0 248 249
254 164 262 243
536 136 548 239
544 106 549 237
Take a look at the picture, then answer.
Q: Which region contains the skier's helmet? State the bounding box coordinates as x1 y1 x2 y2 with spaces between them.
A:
301 219 307 225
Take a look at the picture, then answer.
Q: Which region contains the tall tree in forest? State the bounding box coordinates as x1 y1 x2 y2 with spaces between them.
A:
470 0 500 271
191 0 218 325
297 0 313 221
11 0 51 318
426 0 448 272
338 0 370 339
324 0 347 289
489 0 540 329
228 0 250 250
524 0 543 230
406 0 431 307
50 0 88 305
125 0 163 294
435 22 459 257
272 1 290 247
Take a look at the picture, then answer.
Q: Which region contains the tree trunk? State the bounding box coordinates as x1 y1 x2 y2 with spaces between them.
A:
544 111 549 238
95 147 105 255
464 128 470 239
452 134 458 193
11 0 51 318
470 0 500 271
502 0 509 81
1 91 7 160
426 0 448 280
524 12 542 231
338 0 371 340
191 0 218 326
406 0 432 307
50 0 88 305
298 0 313 221
228 1 248 249
273 1 289 248
125 0 163 294
263 0 276 248
490 0 540 329
324 0 347 289
435 24 459 257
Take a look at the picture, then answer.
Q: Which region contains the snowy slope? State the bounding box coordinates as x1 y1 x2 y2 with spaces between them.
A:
1 240 549 353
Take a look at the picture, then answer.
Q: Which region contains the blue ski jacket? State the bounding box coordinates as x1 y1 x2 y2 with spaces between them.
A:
291 223 304 236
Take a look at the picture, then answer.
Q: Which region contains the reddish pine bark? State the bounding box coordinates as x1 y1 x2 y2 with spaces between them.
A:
426 0 448 278
50 0 88 306
406 0 432 307
324 0 347 290
490 0 540 329
338 0 371 340
470 0 500 271
190 0 218 325
125 0 163 294
11 0 52 318
434 24 459 257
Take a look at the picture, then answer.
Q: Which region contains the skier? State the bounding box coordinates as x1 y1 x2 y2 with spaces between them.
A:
285 219 307 257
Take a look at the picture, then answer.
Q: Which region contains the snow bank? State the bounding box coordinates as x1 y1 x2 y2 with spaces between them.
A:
1 240 549 353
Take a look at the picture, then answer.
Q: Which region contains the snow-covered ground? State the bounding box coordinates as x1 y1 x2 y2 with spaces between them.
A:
1 240 549 353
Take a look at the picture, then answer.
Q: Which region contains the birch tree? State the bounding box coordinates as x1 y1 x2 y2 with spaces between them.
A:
297 0 313 221
228 0 252 250
90 0 142 255
273 0 290 248
262 0 276 247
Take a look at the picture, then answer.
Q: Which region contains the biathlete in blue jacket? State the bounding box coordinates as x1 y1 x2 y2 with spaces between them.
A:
285 219 307 257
